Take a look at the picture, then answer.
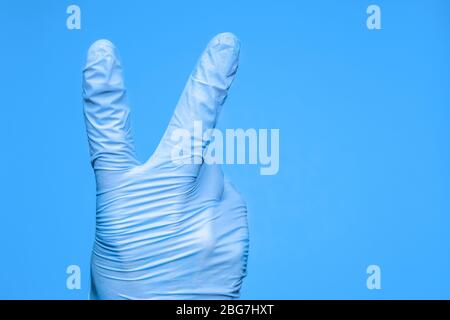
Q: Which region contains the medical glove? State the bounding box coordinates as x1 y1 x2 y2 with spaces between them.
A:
82 33 249 299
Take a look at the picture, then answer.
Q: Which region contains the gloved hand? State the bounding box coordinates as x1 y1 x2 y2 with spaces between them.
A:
82 33 249 299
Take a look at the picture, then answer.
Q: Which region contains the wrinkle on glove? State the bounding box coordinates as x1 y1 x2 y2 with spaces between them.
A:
82 33 249 300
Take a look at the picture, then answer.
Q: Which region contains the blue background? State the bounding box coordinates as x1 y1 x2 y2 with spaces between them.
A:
0 0 449 299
